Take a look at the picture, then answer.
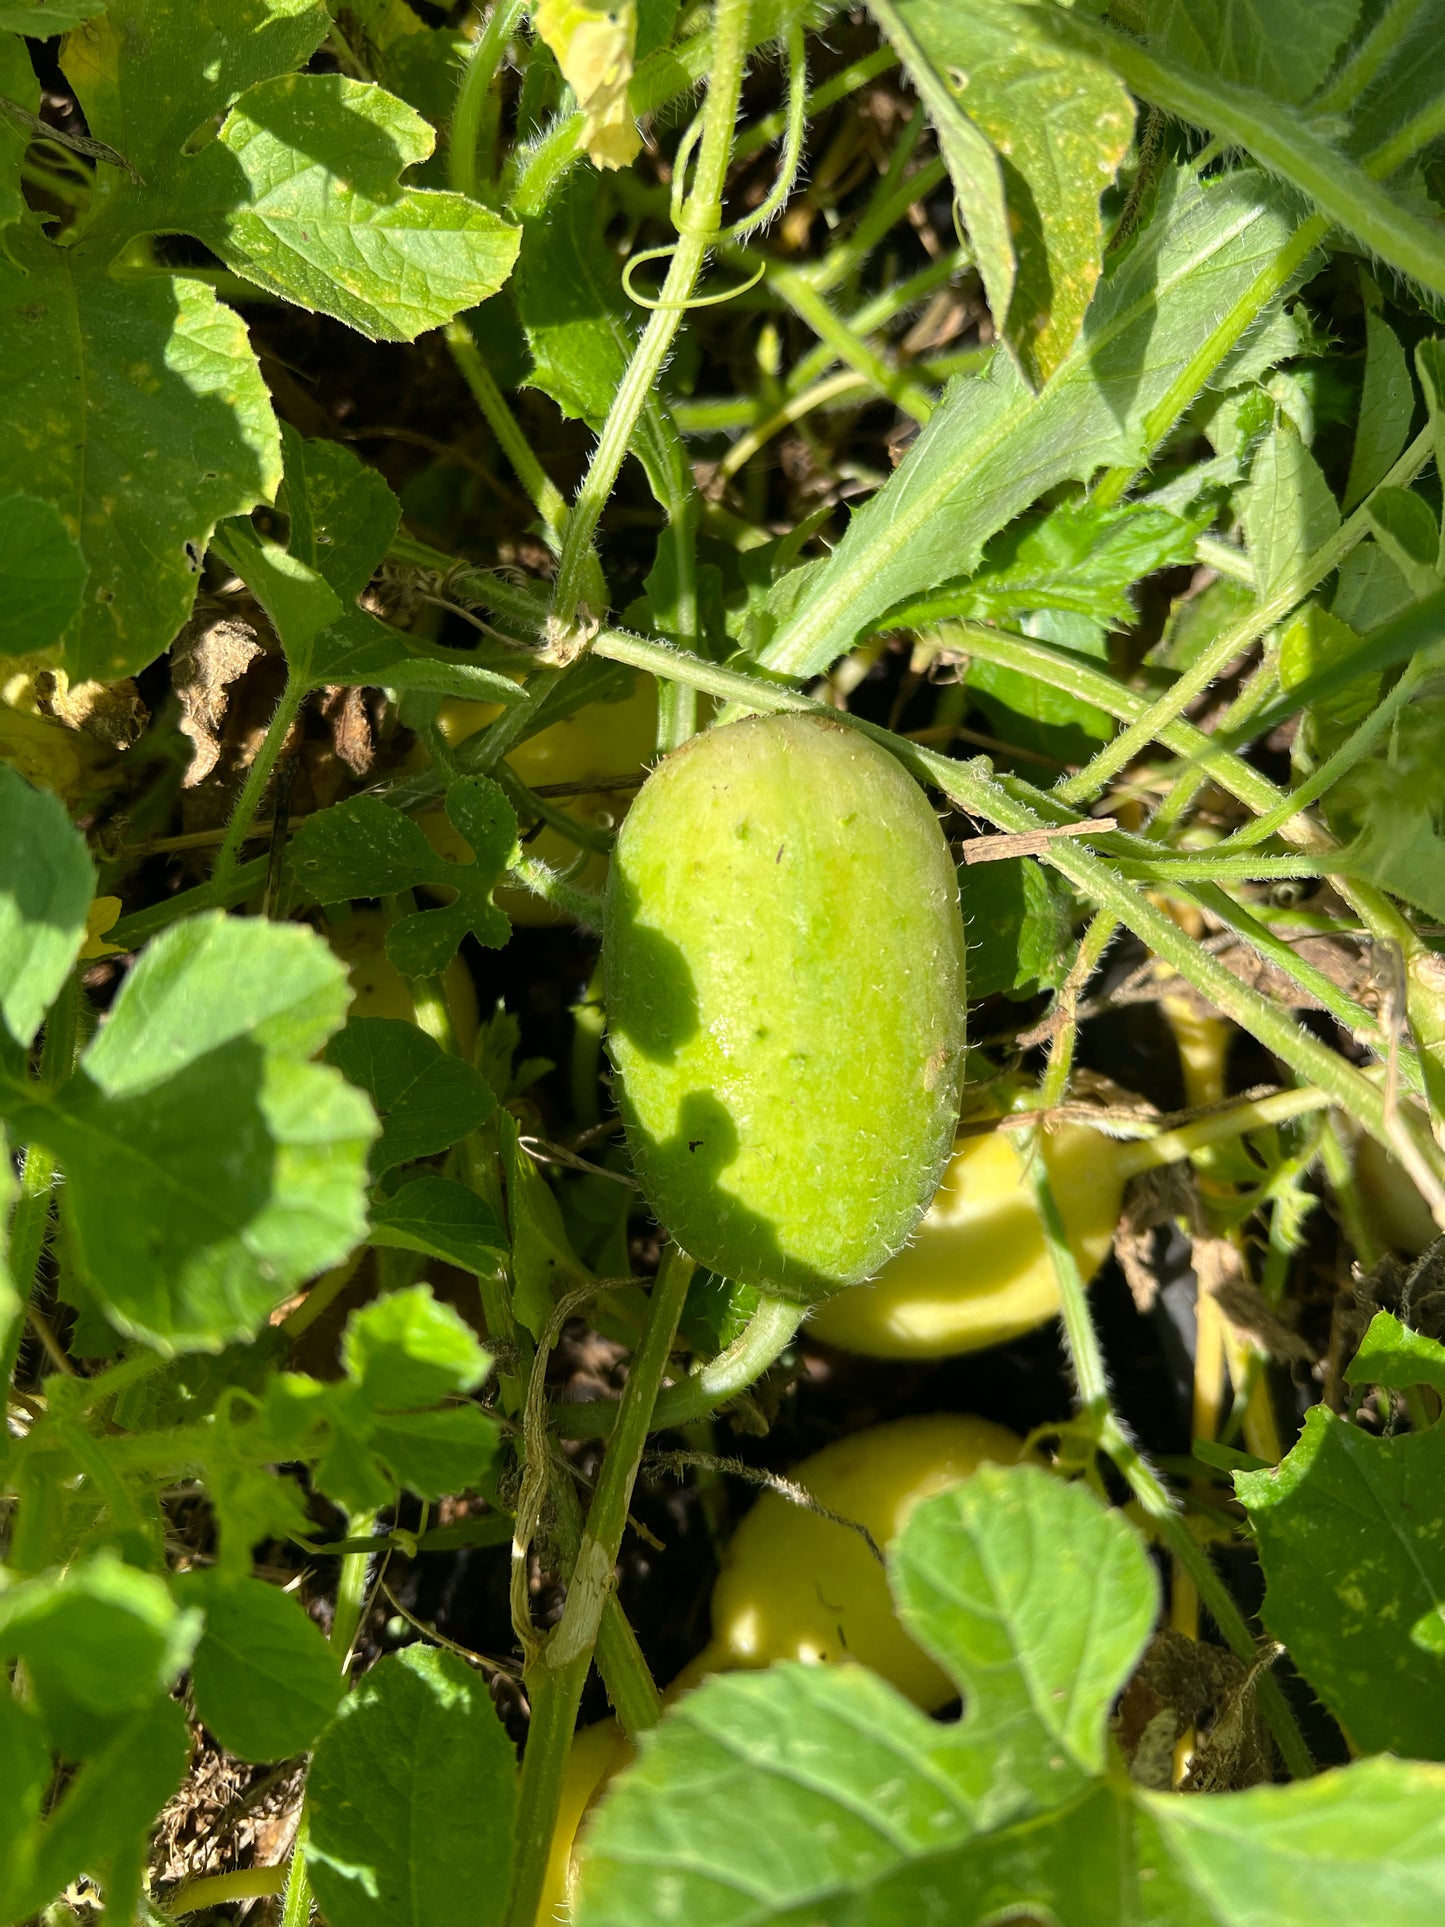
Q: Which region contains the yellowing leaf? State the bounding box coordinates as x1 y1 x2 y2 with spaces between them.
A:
535 0 641 171
79 898 124 962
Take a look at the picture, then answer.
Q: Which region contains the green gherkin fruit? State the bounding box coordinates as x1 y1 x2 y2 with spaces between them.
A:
604 713 967 1300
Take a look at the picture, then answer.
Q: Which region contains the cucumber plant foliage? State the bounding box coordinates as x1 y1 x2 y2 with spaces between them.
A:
4 0 1445 1921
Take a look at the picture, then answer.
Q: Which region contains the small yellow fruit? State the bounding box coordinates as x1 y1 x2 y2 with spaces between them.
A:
806 1121 1122 1358
699 1413 1022 1712
326 908 479 1059
536 1718 630 1925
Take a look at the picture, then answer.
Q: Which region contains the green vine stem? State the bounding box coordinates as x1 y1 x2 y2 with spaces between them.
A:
449 0 528 203
161 1866 286 1919
1026 1152 1315 1780
503 1244 697 1927
554 1291 800 1439
211 679 306 891
547 0 752 634
280 1815 313 1927
444 319 569 547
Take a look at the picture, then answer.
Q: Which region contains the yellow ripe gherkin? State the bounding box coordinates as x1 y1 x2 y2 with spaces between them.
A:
534 0 641 170
604 714 968 1301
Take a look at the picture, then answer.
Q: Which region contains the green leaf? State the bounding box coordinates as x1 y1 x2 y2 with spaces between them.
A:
577 1467 1157 1921
1418 338 1445 574
0 1554 199 1757
1332 688 1445 921
0 1696 49 1913
3 1695 191 1925
340 1280 491 1409
83 907 352 1092
0 495 88 657
1279 603 1376 753
873 0 1135 386
576 1464 1445 1925
368 1174 509 1275
1142 0 1360 103
0 1 109 29
1 912 376 1352
756 165 1304 678
1366 485 1443 595
325 1017 497 1174
183 1571 343 1763
307 1645 517 1927
365 1403 501 1501
1044 10 1445 306
1240 421 1339 601
1346 1310 1445 1401
62 0 330 185
962 856 1075 1000
290 784 519 973
0 763 94 1054
893 1464 1158 1795
278 425 401 601
1235 1406 1445 1758
0 244 281 681
179 73 521 342
498 1104 592 1338
0 30 39 232
934 500 1200 629
1344 312 1415 510
1135 1758 1445 1923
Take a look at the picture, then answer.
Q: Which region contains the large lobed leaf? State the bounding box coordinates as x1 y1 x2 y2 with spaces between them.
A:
0 240 281 682
575 1463 1445 1925
0 0 518 682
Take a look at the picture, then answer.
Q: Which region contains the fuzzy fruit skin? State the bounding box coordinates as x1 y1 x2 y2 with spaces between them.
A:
697 1413 1021 1712
604 714 967 1300
807 1120 1122 1357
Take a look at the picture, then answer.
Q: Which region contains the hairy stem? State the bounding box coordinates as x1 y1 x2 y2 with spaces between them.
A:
548 0 753 630
504 1245 696 1927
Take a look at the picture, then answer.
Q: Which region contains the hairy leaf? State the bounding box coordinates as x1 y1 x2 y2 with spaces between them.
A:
326 1017 496 1175
1143 0 1359 103
1240 421 1339 600
757 166 1303 678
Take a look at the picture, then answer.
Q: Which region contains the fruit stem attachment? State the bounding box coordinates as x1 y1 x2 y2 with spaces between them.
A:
553 1291 801 1438
503 1243 697 1927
